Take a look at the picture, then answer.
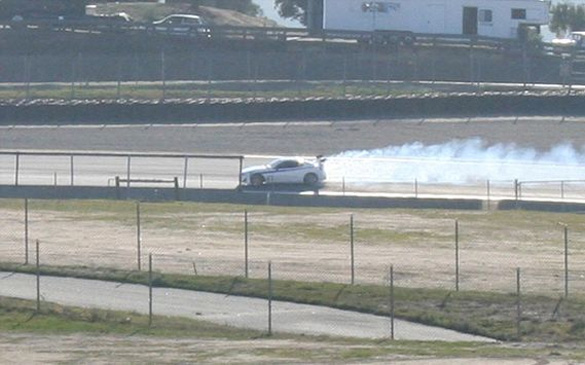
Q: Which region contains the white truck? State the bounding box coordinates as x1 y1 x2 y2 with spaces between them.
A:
322 0 550 41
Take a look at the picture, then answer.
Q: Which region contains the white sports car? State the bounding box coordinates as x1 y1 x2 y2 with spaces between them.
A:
241 156 327 187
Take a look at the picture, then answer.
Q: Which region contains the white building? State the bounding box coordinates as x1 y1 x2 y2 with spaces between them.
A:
322 0 550 39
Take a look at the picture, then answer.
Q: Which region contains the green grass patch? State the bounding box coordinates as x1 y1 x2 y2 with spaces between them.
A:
0 296 263 340
2 262 585 344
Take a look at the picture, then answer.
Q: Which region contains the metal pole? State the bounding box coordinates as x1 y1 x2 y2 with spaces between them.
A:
15 153 19 186
137 202 142 271
389 265 395 340
350 214 355 285
414 179 418 198
70 55 76 99
486 179 490 208
244 209 249 278
25 55 31 100
455 220 459 292
238 157 244 190
268 261 273 336
199 173 203 189
117 56 122 100
70 155 74 186
342 55 348 97
126 156 131 189
36 239 40 313
564 225 569 298
514 179 519 201
24 198 29 265
561 181 565 200
183 157 189 189
516 267 521 338
161 51 166 100
207 54 212 101
149 253 153 327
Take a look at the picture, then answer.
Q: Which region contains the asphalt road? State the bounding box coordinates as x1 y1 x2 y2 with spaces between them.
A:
1 116 584 156
0 272 493 342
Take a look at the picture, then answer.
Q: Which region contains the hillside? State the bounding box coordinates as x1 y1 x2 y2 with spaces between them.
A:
92 1 278 27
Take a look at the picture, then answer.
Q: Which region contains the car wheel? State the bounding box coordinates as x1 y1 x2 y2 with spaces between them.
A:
304 173 319 186
250 174 265 187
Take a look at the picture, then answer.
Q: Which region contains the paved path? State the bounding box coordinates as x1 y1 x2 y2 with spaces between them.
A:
0 272 494 342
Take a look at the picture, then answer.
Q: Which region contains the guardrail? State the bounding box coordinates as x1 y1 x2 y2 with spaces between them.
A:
0 151 244 189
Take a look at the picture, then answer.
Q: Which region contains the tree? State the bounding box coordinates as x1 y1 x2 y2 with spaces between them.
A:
187 0 261 17
275 0 307 25
550 3 585 36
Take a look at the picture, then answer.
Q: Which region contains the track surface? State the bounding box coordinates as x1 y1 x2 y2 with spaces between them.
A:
1 116 584 155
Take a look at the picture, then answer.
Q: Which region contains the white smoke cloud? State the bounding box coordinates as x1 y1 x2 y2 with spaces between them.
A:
325 138 585 183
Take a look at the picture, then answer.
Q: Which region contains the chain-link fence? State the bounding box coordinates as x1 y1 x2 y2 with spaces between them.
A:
2 197 585 341
0 46 570 100
1 198 584 297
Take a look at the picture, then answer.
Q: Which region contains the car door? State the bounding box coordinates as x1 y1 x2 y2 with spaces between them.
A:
271 160 301 184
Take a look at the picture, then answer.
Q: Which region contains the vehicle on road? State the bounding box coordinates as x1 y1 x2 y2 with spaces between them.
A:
152 14 211 38
241 156 327 187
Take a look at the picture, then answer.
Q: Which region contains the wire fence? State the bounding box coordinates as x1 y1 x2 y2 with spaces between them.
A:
1 198 584 297
0 45 571 101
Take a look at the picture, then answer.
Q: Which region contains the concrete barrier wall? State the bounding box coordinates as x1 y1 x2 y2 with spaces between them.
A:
1 92 585 125
0 185 483 210
498 199 585 213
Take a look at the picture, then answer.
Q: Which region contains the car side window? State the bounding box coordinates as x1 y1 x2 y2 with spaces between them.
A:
276 160 299 169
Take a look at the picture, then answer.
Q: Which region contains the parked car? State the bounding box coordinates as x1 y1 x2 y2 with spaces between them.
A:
152 14 210 38
551 31 585 49
241 156 327 187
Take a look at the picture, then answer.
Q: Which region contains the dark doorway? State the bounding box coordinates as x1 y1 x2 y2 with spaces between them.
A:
462 7 478 35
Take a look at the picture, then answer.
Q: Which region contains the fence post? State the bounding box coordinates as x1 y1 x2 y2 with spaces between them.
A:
244 209 249 278
389 265 395 340
137 202 142 271
24 198 29 265
516 267 521 339
115 176 121 200
455 219 460 292
149 253 153 327
70 155 75 186
514 179 519 201
268 261 273 336
486 179 490 209
342 55 348 97
561 181 565 200
161 51 166 100
126 156 132 189
414 179 418 198
24 54 31 100
564 225 569 298
174 177 179 201
350 214 355 285
15 153 19 186
117 56 122 100
36 239 40 313
183 157 189 189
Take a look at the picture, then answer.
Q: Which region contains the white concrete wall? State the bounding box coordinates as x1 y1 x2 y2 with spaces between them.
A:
323 0 549 39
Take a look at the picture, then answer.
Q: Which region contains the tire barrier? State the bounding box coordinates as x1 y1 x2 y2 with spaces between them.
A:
0 91 585 125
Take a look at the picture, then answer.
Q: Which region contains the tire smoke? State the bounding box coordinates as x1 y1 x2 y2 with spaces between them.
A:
325 138 585 183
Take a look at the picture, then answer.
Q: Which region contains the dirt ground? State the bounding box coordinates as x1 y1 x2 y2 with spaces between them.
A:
0 333 574 364
0 202 583 296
